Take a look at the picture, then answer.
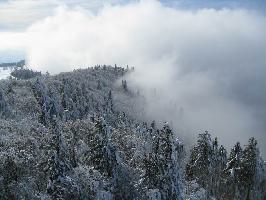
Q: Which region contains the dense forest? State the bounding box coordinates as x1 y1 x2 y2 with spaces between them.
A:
0 65 265 200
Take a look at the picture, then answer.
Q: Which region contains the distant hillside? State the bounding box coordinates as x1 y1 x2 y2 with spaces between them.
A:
0 59 25 69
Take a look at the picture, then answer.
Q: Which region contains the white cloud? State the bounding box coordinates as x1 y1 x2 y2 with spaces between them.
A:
0 0 266 155
0 0 58 30
0 0 129 30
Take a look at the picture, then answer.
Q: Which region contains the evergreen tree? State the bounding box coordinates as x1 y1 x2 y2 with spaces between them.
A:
209 138 227 198
223 142 243 199
87 118 115 177
32 78 50 125
216 145 227 198
144 123 183 200
0 88 10 117
151 120 156 130
105 90 113 113
143 152 160 191
1 156 19 200
97 80 102 90
240 137 265 199
46 117 70 199
122 80 128 92
186 131 212 189
69 125 78 168
112 151 135 200
185 132 230 199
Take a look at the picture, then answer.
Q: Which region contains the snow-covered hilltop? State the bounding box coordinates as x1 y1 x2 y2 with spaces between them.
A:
0 65 265 200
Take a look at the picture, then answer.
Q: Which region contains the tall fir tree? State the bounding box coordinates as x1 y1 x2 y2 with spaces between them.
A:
46 116 70 199
240 137 265 199
223 142 243 199
87 118 116 177
144 123 183 200
186 131 212 189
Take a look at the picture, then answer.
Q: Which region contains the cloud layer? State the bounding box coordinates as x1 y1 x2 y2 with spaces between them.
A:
1 0 266 155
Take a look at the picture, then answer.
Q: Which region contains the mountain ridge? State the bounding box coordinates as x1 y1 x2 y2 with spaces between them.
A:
0 65 265 200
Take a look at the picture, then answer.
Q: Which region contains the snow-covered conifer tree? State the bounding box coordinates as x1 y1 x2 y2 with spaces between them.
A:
186 131 212 189
144 123 183 200
0 88 10 117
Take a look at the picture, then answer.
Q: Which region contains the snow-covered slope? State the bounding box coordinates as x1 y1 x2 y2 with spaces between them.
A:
0 68 12 80
0 65 265 200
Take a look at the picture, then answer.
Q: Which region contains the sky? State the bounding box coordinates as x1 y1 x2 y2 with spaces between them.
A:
0 0 266 157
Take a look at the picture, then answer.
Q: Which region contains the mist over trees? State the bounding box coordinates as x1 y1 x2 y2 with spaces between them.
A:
0 65 265 199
